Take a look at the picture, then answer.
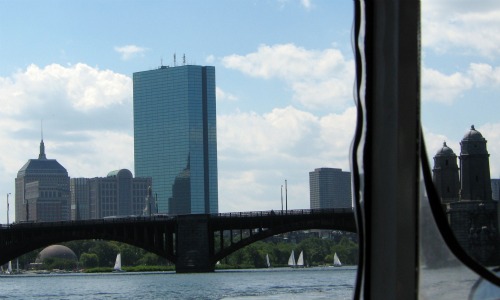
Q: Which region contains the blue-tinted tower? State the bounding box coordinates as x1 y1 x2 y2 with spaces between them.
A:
133 65 218 214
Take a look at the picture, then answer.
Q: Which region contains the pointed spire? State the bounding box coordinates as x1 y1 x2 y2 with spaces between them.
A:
38 120 47 159
39 139 47 160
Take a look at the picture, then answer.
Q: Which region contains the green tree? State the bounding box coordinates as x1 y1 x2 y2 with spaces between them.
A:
89 240 120 267
43 257 77 270
80 252 99 268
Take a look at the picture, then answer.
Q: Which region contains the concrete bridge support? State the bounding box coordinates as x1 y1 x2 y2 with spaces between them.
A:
175 214 214 273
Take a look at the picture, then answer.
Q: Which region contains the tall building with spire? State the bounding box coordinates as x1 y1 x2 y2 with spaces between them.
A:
133 65 218 215
15 139 70 222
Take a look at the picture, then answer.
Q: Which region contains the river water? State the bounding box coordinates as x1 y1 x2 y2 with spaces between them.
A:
0 267 357 299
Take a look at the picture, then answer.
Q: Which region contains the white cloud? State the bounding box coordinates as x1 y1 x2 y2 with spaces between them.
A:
468 63 500 87
221 43 354 111
422 67 473 104
300 0 312 10
422 0 500 56
0 63 132 114
216 87 238 102
205 55 215 64
114 45 148 60
217 106 356 211
422 62 500 104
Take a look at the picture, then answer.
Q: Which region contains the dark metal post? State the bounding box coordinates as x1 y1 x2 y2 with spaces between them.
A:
285 179 288 213
6 193 10 225
358 0 420 298
281 185 283 213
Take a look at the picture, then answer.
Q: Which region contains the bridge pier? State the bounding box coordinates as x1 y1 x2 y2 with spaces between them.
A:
175 214 214 273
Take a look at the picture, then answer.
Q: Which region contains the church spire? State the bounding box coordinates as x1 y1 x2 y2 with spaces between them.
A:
38 120 46 159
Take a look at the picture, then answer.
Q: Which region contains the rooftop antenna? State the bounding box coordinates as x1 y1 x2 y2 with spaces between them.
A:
160 57 163 67
183 54 186 65
174 53 177 67
41 119 43 141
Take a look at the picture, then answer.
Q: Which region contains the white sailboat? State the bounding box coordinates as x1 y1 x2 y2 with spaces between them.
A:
296 251 304 268
266 254 271 268
333 252 342 267
113 253 124 272
6 261 12 274
288 250 296 267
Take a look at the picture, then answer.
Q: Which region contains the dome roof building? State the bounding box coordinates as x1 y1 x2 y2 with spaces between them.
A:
36 245 78 263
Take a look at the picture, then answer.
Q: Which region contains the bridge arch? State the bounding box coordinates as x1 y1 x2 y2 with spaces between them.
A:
210 209 356 264
0 216 177 266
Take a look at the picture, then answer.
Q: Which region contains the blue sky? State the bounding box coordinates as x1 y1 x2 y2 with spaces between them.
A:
0 0 499 223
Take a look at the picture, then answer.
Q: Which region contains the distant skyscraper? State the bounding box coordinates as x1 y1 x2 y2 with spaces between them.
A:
309 168 352 209
70 169 152 220
15 139 70 222
133 65 218 214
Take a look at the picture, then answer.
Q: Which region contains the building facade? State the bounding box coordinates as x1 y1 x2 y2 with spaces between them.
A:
133 65 218 215
15 139 70 222
309 167 352 209
70 169 153 220
432 125 498 266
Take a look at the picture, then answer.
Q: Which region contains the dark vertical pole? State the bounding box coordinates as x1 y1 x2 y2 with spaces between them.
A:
281 185 283 213
285 179 288 213
359 0 420 299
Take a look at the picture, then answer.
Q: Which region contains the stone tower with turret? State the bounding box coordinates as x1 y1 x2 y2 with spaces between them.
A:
432 142 460 203
459 125 492 201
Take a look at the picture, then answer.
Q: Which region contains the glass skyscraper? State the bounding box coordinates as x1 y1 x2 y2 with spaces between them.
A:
133 65 218 215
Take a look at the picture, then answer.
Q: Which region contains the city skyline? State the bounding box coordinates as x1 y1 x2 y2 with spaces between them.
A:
1 1 500 223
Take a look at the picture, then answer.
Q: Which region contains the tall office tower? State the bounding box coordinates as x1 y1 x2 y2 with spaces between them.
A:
133 65 218 215
432 142 460 203
460 125 492 201
70 178 90 220
309 168 352 209
15 139 70 222
70 169 152 220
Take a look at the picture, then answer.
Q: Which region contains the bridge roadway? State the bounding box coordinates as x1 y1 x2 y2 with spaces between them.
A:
0 208 356 273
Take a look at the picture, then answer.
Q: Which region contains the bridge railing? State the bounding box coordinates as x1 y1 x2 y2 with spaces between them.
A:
214 207 353 218
3 214 174 229
2 208 354 229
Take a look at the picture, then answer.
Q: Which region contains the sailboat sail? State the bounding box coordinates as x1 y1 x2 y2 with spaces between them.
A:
113 253 122 271
297 251 304 267
266 254 271 268
288 250 296 267
7 261 12 274
333 252 342 267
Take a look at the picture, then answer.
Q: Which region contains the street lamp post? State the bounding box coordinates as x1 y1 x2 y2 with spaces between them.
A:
281 185 283 214
285 179 288 213
7 193 11 225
